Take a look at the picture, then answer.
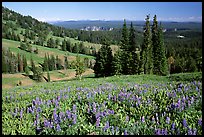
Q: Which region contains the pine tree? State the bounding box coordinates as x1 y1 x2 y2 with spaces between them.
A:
120 19 130 74
121 19 129 51
93 41 113 77
112 49 122 75
64 56 69 70
43 53 49 71
158 23 168 75
30 56 36 75
152 15 160 75
129 22 137 52
129 22 140 74
22 55 27 72
75 55 85 80
140 14 152 74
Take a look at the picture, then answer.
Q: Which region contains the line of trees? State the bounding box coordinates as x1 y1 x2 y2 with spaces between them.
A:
2 48 28 74
94 15 169 77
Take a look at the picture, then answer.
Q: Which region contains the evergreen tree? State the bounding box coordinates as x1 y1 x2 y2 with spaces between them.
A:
72 43 79 53
158 23 168 75
140 14 152 74
2 51 8 73
129 22 137 52
56 55 63 70
93 41 113 77
30 56 36 75
22 55 27 72
61 39 66 51
112 49 122 75
120 19 129 51
75 55 85 80
64 56 69 70
43 53 49 71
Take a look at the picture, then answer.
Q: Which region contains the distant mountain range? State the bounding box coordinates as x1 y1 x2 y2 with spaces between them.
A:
50 20 202 31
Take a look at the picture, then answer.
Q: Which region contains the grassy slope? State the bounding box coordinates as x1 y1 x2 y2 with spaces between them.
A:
3 72 201 92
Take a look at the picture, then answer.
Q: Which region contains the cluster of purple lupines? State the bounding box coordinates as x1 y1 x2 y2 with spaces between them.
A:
3 79 202 135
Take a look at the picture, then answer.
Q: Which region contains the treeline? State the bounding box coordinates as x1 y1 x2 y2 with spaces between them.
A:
2 48 28 74
94 15 201 77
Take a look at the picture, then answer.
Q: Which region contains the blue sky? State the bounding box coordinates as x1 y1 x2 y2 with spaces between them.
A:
2 2 202 22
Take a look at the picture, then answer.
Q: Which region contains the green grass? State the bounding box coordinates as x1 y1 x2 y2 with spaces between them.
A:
2 77 23 85
2 39 95 66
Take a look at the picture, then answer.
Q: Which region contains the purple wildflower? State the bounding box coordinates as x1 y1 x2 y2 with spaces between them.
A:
124 130 128 135
111 126 114 135
155 129 161 135
103 121 110 132
73 104 77 113
56 124 61 131
141 116 145 123
171 123 175 130
66 110 71 119
193 128 197 135
188 128 192 135
44 119 49 128
72 114 77 124
191 97 194 104
126 116 129 122
198 119 202 126
20 109 23 119
92 102 96 113
183 119 187 128
96 117 100 127
37 107 41 113
166 117 170 124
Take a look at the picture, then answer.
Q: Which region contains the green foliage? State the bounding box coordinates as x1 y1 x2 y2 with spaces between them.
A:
94 43 113 77
75 55 85 80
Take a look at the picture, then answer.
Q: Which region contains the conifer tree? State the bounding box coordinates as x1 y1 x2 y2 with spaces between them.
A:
158 23 168 75
140 14 152 74
23 55 27 72
112 49 122 75
93 40 113 77
64 56 69 70
75 55 85 80
43 53 49 71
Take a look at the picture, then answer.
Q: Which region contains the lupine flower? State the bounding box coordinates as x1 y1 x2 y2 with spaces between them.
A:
188 128 192 135
198 119 202 126
141 116 145 123
192 128 197 135
183 119 187 128
126 116 129 122
20 109 23 119
73 104 77 113
155 128 161 135
66 110 71 119
124 130 128 135
166 117 170 124
191 97 194 104
56 124 61 131
44 119 49 128
37 107 41 113
93 103 96 113
96 117 100 127
171 123 175 130
103 121 110 131
72 114 77 124
111 126 114 135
